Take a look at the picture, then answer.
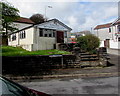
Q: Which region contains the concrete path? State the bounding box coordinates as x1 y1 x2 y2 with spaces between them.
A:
107 48 120 55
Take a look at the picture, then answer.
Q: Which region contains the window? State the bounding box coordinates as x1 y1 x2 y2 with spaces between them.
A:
20 31 26 39
49 34 52 37
12 34 16 41
64 31 67 38
43 29 48 37
9 36 11 41
41 29 56 37
39 28 43 37
44 34 47 37
118 37 120 42
48 30 53 37
53 31 55 37
109 28 111 33
117 25 120 33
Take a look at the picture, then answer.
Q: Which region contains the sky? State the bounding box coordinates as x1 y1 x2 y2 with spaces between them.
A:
6 0 119 33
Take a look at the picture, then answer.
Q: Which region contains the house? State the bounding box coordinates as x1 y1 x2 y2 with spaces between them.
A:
71 30 91 38
94 17 120 49
8 17 72 51
70 30 91 42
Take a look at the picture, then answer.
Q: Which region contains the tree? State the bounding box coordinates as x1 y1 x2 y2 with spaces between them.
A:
30 13 46 24
77 34 100 53
1 1 20 36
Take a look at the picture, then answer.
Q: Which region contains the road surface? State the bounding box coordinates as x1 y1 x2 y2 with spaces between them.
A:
19 76 119 95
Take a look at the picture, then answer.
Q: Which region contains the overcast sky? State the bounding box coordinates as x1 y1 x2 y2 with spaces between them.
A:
7 0 119 33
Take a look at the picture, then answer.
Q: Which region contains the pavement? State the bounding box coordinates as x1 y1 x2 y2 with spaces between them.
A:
107 48 120 55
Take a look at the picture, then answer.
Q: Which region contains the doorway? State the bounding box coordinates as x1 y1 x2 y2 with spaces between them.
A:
56 31 64 43
104 39 110 48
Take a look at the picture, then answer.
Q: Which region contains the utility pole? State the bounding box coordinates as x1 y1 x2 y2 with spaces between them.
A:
45 6 52 21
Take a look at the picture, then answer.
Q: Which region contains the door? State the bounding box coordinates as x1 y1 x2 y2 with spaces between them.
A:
57 31 64 43
104 39 110 48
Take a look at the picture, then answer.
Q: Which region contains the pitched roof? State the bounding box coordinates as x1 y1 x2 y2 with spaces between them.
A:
36 19 72 31
53 19 72 31
8 25 34 35
112 20 120 25
94 23 112 30
115 21 120 25
111 16 120 25
14 17 35 24
10 18 72 35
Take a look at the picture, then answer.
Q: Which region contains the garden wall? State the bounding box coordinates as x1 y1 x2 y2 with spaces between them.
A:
2 55 77 75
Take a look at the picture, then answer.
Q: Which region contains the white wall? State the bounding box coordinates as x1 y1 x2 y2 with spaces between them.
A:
99 40 120 49
8 27 34 51
19 28 34 45
110 40 120 49
94 28 112 41
94 23 120 49
100 41 104 47
32 28 56 51
111 25 117 40
37 37 56 50
9 20 72 51
32 28 71 51
8 33 19 46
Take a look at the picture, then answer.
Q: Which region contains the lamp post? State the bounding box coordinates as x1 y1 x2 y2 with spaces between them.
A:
45 6 52 21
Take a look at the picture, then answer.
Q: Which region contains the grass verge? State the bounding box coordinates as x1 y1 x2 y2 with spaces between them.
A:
1 46 71 56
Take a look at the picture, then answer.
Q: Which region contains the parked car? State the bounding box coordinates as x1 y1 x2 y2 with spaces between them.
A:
0 76 51 96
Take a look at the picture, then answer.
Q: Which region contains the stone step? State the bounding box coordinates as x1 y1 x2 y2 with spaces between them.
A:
80 55 98 58
80 53 91 55
81 58 99 61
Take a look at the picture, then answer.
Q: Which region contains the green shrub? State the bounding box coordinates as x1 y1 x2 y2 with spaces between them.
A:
77 34 100 52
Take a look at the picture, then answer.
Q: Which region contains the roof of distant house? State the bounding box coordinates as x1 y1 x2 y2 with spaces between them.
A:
112 20 120 25
94 23 112 30
111 17 120 25
14 17 35 24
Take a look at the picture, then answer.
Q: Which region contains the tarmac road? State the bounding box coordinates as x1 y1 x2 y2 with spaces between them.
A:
20 76 119 95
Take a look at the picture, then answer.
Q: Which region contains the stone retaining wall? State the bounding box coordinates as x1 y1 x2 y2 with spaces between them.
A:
2 55 77 75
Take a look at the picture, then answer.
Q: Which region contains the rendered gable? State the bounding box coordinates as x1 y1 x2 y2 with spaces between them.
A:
36 20 70 31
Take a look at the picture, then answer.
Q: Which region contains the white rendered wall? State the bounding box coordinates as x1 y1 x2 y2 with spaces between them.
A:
8 33 19 46
94 28 112 41
100 41 104 47
8 27 34 51
32 28 56 51
110 40 120 49
19 28 34 45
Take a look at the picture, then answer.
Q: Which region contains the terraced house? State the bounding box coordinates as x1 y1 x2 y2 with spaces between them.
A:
8 17 72 51
94 17 120 49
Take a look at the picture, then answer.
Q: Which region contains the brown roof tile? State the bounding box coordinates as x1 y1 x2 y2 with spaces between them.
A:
14 17 35 24
94 23 112 30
